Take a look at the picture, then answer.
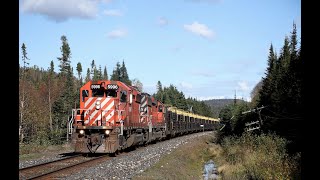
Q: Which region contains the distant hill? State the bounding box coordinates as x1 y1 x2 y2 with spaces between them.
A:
203 99 247 118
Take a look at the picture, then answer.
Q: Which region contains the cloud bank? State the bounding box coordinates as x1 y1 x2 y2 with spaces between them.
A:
20 0 108 22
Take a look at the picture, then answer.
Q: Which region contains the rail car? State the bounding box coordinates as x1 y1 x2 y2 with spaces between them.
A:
68 80 220 154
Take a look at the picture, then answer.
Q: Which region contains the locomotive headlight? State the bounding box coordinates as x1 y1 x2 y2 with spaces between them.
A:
105 130 110 135
95 100 101 110
79 130 85 135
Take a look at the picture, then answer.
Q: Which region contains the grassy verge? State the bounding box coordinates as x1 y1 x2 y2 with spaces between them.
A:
132 133 216 180
19 143 72 161
212 132 301 180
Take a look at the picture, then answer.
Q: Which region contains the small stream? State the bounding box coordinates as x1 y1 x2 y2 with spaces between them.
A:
203 159 218 180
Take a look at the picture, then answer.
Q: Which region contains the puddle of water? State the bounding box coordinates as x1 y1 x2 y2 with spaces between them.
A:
203 159 218 180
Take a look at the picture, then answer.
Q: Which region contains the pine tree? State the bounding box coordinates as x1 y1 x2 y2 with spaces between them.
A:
48 60 54 132
91 60 99 81
103 65 108 80
98 65 102 80
76 62 82 82
259 43 277 108
120 60 131 85
85 68 91 82
155 81 163 102
53 35 76 139
57 35 71 76
20 43 30 142
111 61 121 81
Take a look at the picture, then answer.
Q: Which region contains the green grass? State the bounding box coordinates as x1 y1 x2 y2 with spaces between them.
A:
19 143 72 161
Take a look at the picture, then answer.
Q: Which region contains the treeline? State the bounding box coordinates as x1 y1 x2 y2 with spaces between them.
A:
218 23 302 154
19 35 213 145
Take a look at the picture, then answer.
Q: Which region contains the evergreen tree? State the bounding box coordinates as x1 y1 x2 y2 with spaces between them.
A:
259 44 277 108
155 81 163 102
98 65 102 80
103 65 108 80
110 61 121 81
20 43 30 142
48 60 54 132
91 60 99 81
85 68 91 82
76 62 82 81
57 35 71 76
120 60 131 85
53 35 76 141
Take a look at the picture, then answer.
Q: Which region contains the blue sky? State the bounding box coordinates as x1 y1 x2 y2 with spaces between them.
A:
19 0 301 101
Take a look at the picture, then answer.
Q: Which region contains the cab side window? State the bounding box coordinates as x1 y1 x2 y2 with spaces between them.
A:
82 90 89 102
120 90 127 102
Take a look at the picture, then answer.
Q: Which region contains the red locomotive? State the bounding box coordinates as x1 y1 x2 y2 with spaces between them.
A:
68 80 219 154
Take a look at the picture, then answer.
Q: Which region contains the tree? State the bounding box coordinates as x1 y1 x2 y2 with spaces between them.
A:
110 61 121 81
120 60 131 85
85 68 91 82
20 43 30 142
103 65 108 80
53 35 76 142
98 65 102 80
48 60 54 132
76 62 82 82
57 35 71 76
91 60 99 81
132 78 143 92
259 44 277 108
155 81 163 102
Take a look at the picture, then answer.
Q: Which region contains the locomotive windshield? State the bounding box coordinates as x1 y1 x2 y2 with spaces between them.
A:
106 89 117 97
92 89 117 97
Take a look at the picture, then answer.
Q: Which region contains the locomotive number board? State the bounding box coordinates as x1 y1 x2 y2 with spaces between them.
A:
90 84 101 89
107 84 119 90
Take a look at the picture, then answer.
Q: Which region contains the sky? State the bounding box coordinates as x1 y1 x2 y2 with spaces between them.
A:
19 0 301 101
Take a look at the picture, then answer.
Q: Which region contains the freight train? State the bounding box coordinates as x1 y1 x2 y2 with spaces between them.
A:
68 80 220 154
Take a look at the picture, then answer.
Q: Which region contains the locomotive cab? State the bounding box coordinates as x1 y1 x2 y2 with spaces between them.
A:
70 80 139 154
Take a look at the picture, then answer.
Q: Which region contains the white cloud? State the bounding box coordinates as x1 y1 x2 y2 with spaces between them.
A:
103 9 123 16
180 81 193 89
237 81 250 92
106 29 127 39
20 0 103 22
158 17 169 26
183 22 215 39
197 96 226 101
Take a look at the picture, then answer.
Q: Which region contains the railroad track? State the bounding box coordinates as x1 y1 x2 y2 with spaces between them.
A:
19 153 110 180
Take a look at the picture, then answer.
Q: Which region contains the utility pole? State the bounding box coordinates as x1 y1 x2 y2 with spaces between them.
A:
242 105 266 132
